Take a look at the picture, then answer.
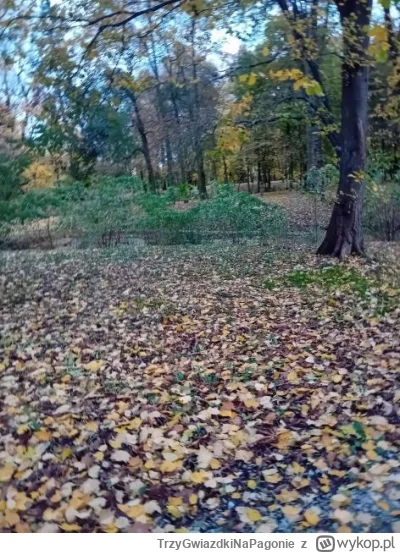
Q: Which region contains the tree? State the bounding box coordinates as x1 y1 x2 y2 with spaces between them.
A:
316 0 372 257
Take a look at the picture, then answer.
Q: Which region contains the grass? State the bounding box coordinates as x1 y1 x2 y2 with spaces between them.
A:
1 180 289 248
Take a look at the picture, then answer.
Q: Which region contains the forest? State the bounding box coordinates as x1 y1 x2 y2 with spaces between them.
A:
0 0 399 255
0 0 400 535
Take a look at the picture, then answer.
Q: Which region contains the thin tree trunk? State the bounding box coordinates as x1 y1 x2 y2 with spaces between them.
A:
125 88 156 192
190 16 207 199
146 35 175 187
307 124 323 171
317 0 372 259
223 156 229 183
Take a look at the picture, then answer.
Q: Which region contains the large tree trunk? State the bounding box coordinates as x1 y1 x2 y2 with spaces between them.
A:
317 0 372 259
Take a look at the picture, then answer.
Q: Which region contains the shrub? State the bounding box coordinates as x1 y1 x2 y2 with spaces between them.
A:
304 164 339 198
364 174 400 241
137 187 287 244
62 183 142 246
93 175 143 192
190 189 286 238
22 160 56 190
0 177 287 248
0 176 142 226
0 151 31 202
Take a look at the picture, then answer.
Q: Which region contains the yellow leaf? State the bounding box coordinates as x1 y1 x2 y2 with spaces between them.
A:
50 491 62 503
220 409 235 417
247 73 257 86
276 430 294 449
14 493 28 511
17 424 29 435
287 370 298 382
304 509 320 526
293 77 307 91
332 374 343 383
169 497 182 506
127 418 142 430
86 422 98 432
282 505 301 518
190 470 209 484
247 480 257 489
277 489 299 503
160 460 180 473
60 523 81 532
263 470 282 484
118 504 145 519
366 449 378 461
189 494 198 505
377 501 389 511
291 462 305 474
0 464 14 482
84 360 104 372
247 508 262 522
167 505 181 518
5 510 20 526
35 430 51 441
15 522 31 533
244 398 259 409
337 525 352 533
210 458 221 469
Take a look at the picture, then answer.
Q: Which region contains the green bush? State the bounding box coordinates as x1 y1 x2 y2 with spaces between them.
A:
364 175 400 242
0 151 31 202
137 186 287 244
92 175 143 192
61 181 143 246
190 188 286 238
304 164 339 197
0 176 143 224
0 177 287 248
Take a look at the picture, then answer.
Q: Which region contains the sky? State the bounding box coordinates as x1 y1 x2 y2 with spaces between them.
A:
210 29 242 55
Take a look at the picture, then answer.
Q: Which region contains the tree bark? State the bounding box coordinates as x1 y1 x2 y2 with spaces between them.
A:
317 0 372 259
125 88 156 192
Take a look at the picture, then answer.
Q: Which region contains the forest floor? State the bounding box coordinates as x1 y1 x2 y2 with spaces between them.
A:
0 239 399 533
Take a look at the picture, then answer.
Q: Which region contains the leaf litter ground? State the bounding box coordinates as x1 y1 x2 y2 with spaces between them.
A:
0 243 399 533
